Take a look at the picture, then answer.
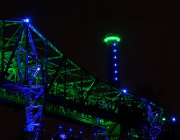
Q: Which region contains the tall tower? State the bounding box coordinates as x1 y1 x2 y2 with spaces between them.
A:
103 33 121 88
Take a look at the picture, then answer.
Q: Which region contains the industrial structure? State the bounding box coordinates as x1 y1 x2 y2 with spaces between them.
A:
0 19 173 139
103 33 121 89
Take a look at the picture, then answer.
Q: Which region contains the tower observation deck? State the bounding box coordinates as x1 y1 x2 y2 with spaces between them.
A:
0 19 172 140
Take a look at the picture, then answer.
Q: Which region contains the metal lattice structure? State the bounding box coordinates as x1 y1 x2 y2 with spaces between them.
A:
0 19 168 139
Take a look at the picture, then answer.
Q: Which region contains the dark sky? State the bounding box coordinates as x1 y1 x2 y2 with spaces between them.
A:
0 0 179 139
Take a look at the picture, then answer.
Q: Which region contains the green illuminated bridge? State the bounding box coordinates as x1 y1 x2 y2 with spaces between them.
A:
0 19 169 139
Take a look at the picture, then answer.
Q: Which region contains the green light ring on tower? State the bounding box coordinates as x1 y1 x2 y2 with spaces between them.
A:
103 33 121 44
162 117 166 122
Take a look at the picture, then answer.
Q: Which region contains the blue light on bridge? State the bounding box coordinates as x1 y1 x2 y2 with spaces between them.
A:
122 89 127 94
59 134 67 140
58 124 63 129
23 18 29 23
172 117 176 122
79 130 83 134
69 128 73 132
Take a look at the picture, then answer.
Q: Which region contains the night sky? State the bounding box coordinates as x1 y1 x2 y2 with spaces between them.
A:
0 0 179 139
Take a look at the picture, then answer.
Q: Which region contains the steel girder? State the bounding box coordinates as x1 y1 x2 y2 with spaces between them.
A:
0 19 168 139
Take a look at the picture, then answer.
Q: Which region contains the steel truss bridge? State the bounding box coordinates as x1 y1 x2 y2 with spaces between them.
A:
0 19 169 140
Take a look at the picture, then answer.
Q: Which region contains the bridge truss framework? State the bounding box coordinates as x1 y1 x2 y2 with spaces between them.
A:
0 19 169 140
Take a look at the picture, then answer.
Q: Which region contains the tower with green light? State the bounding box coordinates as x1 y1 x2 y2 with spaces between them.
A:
103 33 121 88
